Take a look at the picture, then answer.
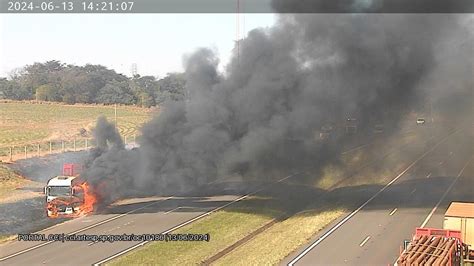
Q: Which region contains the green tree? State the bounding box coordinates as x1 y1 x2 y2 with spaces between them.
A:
156 73 186 103
138 91 154 107
96 81 134 104
0 78 7 99
35 84 59 101
129 75 159 107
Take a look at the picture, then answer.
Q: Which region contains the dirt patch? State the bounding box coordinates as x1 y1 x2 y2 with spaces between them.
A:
0 152 88 237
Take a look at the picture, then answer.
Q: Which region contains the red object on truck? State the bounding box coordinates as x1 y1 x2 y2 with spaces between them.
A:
62 163 81 176
415 227 462 239
396 227 466 266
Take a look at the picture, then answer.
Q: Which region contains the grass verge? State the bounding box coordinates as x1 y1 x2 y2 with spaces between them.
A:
213 208 345 266
108 198 283 266
110 129 427 266
0 235 15 244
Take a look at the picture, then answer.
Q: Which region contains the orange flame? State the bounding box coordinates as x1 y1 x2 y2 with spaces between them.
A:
47 182 97 218
76 182 97 216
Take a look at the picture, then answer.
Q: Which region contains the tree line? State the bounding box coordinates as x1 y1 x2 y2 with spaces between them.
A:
0 60 186 107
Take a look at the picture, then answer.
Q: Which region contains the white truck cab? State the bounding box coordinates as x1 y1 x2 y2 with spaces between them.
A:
44 164 84 217
45 175 76 202
45 176 83 216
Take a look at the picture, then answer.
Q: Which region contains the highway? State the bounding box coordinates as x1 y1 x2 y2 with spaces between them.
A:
0 170 301 265
284 128 473 265
0 194 238 265
0 126 467 265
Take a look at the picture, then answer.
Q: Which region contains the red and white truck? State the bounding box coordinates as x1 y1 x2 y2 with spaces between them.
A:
44 164 96 218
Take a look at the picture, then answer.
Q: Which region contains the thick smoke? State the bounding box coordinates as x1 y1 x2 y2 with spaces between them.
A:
83 13 473 203
271 0 474 13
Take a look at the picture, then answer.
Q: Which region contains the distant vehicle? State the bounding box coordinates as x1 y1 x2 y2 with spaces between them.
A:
319 124 334 140
345 118 358 134
373 124 384 134
416 118 426 125
125 142 139 150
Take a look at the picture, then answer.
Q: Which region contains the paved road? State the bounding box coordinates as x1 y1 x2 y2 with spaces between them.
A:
285 129 473 266
0 126 441 265
0 193 244 265
0 170 306 266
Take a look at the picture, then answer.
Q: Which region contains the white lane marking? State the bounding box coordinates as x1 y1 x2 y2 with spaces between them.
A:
341 142 372 155
420 156 472 228
164 207 181 214
426 173 432 178
359 236 371 247
92 194 250 265
410 188 417 195
164 206 199 214
389 208 398 216
0 196 174 262
93 172 301 266
287 129 459 266
2 175 238 261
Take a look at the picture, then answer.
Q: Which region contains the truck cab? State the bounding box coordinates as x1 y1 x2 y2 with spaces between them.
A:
44 164 85 218
45 176 85 217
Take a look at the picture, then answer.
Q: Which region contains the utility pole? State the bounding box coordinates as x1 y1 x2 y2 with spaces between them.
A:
429 95 434 124
131 63 138 77
236 0 240 65
114 103 117 126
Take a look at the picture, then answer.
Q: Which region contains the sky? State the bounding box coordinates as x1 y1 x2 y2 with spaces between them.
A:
0 13 275 78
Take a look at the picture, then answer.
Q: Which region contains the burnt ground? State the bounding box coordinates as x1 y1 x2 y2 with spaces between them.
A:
0 151 88 236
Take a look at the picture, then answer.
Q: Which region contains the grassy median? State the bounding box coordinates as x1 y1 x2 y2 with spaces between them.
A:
214 208 345 266
108 198 283 266
110 129 427 266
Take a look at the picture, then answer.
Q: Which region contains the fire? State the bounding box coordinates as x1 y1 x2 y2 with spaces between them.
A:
76 182 97 216
46 182 97 218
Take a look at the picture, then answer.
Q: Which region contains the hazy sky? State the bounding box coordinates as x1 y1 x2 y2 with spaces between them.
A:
0 14 275 78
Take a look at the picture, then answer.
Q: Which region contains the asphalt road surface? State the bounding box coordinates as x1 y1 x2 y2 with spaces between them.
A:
0 169 302 265
284 129 473 266
0 193 245 265
0 126 458 265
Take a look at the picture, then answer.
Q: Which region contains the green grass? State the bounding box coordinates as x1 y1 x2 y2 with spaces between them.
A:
108 198 282 266
0 101 152 156
0 164 26 199
214 208 345 266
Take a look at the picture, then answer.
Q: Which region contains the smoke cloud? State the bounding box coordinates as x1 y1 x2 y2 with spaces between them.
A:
271 0 474 13
82 12 473 203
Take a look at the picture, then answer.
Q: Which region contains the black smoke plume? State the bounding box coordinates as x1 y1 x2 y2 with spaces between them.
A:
271 0 474 13
82 13 473 203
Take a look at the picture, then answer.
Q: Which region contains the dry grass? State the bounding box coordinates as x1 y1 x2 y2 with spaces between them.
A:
213 208 345 266
110 127 427 266
108 202 280 266
0 235 16 244
0 164 26 199
0 102 152 152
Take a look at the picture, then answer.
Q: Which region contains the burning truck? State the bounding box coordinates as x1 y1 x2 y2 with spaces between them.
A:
44 164 97 218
